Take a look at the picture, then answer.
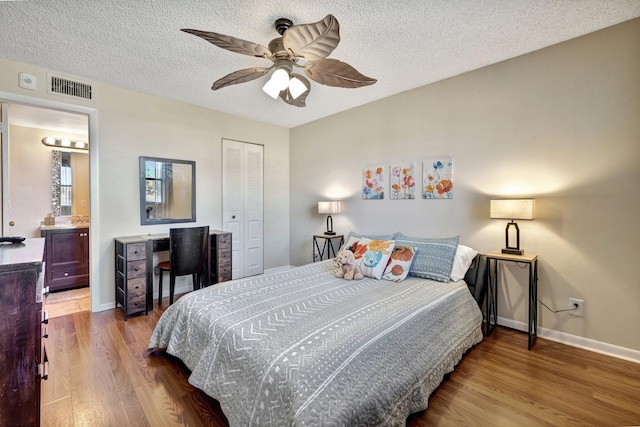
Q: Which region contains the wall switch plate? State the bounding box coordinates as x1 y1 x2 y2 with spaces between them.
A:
19 73 37 90
569 298 584 317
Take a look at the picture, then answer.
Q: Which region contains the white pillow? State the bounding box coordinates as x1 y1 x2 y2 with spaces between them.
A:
450 245 478 281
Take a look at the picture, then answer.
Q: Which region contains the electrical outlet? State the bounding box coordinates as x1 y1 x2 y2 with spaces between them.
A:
569 298 584 317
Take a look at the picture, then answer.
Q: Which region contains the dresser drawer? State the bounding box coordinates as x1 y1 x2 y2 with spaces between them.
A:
126 294 146 314
218 264 231 277
127 260 146 279
126 243 146 261
216 236 231 249
127 277 146 295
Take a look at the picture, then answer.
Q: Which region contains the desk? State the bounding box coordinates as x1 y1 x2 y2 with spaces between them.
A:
313 234 344 262
485 250 538 349
115 230 231 318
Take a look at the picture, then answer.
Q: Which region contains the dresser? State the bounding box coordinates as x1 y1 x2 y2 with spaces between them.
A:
0 238 47 426
114 230 232 318
114 236 148 319
40 226 90 292
210 231 232 284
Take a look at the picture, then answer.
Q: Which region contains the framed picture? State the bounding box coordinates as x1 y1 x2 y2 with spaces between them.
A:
423 156 453 199
363 166 384 199
389 163 416 199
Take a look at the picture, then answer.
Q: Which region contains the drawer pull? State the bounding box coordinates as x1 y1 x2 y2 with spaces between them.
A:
64 272 69 277
43 326 49 339
42 362 49 380
134 250 139 254
42 311 49 324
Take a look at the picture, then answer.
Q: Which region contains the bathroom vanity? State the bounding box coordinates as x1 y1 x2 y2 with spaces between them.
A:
40 225 90 292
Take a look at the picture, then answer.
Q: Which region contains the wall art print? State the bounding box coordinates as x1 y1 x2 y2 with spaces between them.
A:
423 156 454 199
389 163 416 200
363 166 384 200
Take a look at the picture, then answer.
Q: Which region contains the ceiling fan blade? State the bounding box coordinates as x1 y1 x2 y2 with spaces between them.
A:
282 14 340 60
278 73 310 107
181 29 272 59
304 59 377 88
212 67 271 90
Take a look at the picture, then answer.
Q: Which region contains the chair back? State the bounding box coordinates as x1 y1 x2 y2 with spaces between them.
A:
169 226 210 277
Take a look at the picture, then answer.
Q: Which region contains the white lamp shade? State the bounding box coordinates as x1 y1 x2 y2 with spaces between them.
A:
490 199 535 220
288 76 307 100
271 68 290 91
318 201 342 214
262 79 281 99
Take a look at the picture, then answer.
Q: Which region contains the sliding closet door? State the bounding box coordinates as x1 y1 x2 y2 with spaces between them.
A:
222 139 264 279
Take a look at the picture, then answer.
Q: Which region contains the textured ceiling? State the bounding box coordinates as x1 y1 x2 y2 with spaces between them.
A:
1 1 639 129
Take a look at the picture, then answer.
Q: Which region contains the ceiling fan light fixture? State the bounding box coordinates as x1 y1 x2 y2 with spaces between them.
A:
184 14 376 106
288 76 307 100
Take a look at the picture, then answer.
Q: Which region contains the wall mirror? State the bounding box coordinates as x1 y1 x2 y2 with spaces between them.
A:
139 156 196 225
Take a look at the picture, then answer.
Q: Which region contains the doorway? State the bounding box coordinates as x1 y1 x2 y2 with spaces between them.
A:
1 99 93 316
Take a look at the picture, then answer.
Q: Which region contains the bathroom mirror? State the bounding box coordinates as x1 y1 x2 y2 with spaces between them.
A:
51 150 90 218
139 156 196 225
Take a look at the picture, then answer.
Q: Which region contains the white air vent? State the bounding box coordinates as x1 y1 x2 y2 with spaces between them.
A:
47 73 94 101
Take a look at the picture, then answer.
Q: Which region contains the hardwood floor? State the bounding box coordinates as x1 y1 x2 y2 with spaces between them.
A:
41 297 640 426
44 287 91 319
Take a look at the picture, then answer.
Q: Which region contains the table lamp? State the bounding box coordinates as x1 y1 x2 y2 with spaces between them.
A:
490 199 535 255
317 201 341 235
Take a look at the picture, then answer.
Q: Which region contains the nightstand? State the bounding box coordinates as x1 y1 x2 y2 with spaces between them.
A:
313 234 344 262
485 250 539 349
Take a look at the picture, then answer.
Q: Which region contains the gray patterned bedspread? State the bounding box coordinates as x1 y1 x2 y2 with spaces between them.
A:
149 260 483 426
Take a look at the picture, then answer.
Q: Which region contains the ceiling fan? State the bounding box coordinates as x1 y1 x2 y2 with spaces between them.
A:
181 14 377 107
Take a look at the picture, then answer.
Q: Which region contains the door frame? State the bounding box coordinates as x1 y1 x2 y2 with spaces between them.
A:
0 91 100 313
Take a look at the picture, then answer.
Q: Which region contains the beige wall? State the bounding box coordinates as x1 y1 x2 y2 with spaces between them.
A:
7 124 88 237
290 19 640 353
1 58 291 312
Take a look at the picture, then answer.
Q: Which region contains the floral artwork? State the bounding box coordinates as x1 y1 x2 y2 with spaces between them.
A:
363 166 384 199
423 156 454 199
390 163 416 200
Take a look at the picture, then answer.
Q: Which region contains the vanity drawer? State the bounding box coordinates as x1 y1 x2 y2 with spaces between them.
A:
126 260 146 279
126 243 146 261
50 265 88 280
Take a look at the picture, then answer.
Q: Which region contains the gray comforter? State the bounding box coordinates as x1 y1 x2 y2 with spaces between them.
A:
149 260 483 426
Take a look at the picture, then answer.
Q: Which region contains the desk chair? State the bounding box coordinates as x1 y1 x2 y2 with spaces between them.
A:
158 225 210 305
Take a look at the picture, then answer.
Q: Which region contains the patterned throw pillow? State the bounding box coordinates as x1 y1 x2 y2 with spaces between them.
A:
336 231 397 258
382 246 417 282
348 238 396 279
394 233 460 282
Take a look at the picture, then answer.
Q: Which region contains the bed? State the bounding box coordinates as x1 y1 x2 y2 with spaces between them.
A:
148 240 487 426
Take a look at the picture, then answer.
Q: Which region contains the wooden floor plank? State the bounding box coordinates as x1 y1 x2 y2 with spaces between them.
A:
40 299 640 426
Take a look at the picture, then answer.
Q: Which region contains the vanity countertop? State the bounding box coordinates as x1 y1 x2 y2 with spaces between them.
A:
40 223 89 231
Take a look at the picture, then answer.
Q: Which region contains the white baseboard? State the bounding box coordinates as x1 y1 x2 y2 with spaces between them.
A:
497 316 640 364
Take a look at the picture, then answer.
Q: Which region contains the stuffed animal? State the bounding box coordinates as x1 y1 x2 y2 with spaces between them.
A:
335 249 363 280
